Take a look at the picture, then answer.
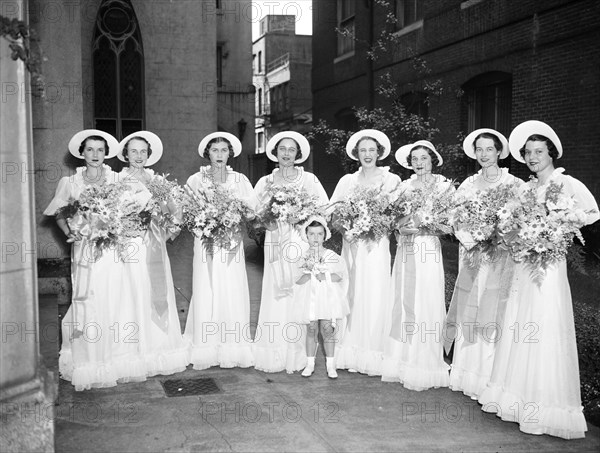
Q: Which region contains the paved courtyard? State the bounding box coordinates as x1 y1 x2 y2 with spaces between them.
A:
40 232 600 452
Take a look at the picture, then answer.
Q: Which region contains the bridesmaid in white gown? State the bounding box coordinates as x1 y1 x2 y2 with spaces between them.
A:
330 129 401 376
184 132 258 369
445 128 522 399
44 129 147 390
382 140 452 390
117 131 189 376
253 131 329 373
479 120 599 439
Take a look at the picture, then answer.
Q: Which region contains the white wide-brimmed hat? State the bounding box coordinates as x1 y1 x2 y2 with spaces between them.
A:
462 128 509 160
117 131 163 166
198 132 242 158
508 120 563 163
345 129 391 160
68 129 119 159
395 140 443 169
299 215 332 243
266 131 310 164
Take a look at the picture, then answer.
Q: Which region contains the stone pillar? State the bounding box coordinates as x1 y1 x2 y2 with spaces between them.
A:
0 0 56 451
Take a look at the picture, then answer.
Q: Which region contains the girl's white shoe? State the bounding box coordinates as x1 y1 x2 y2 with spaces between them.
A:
326 357 338 379
302 357 315 377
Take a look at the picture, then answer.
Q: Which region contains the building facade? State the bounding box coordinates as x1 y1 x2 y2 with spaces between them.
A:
312 0 600 196
251 14 312 183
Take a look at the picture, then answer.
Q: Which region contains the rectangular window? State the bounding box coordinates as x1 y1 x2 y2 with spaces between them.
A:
258 51 262 73
467 82 512 134
217 45 223 87
394 0 422 29
337 0 355 56
257 132 264 153
258 88 262 114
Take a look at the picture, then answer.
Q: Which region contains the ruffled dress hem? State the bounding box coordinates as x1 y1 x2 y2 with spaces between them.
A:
143 347 190 377
382 360 450 391
59 350 148 392
189 343 254 370
252 344 306 374
335 346 383 376
479 384 587 440
449 365 490 399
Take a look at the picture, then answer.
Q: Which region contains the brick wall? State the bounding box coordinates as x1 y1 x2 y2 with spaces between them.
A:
312 0 600 199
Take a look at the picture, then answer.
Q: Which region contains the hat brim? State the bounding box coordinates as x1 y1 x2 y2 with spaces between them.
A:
118 131 164 166
508 120 563 163
462 128 509 160
266 131 310 164
395 140 443 169
299 215 332 243
68 129 119 159
198 132 242 158
345 129 391 161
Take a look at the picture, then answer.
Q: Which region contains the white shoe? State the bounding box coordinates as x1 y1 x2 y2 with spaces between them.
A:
326 358 338 379
302 358 315 377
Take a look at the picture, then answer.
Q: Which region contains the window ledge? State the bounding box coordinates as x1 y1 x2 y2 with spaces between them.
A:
392 19 423 38
334 50 355 64
461 0 486 9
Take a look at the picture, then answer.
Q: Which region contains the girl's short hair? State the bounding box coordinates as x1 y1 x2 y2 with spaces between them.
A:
519 134 560 160
272 138 300 158
350 136 386 160
205 137 234 159
409 145 440 166
472 132 503 153
78 135 110 156
121 136 153 161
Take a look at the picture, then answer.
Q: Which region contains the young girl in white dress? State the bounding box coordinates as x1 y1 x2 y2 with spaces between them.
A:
44 129 147 390
382 140 452 390
478 120 599 439
292 216 350 379
445 128 523 399
116 131 189 376
330 129 401 376
253 131 329 373
184 132 258 369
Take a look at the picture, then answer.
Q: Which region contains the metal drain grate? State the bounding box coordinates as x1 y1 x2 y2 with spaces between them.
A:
160 378 221 397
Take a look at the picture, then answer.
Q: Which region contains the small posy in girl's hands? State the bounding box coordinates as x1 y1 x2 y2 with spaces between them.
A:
497 180 590 284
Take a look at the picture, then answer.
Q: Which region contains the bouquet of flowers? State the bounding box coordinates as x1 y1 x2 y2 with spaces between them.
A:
145 173 185 235
451 182 519 264
57 182 151 259
182 182 253 250
388 178 456 235
497 180 590 283
256 184 325 227
331 184 394 243
299 253 329 276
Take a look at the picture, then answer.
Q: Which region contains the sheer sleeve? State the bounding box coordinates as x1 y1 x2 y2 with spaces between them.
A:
328 174 354 216
562 175 600 225
253 175 271 209
43 176 75 216
304 171 329 205
235 173 259 212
